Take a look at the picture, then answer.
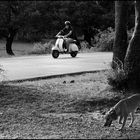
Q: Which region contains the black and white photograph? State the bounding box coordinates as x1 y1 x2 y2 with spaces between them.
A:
0 0 140 139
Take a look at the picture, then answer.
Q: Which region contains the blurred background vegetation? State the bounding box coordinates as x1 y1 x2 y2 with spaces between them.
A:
0 1 135 54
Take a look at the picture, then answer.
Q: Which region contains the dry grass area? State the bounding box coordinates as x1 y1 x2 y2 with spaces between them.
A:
0 71 140 139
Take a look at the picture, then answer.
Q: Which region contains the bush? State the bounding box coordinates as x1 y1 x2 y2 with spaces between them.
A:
28 40 54 55
94 27 114 52
93 27 134 52
107 60 128 90
79 27 114 53
0 66 5 82
80 41 91 53
78 27 114 52
105 27 134 91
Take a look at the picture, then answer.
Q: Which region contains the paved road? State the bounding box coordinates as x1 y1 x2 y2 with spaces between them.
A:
0 52 113 81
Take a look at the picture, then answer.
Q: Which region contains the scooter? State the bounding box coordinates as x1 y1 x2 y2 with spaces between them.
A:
52 35 79 58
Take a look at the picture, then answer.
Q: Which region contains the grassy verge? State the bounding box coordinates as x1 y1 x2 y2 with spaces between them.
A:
0 71 139 139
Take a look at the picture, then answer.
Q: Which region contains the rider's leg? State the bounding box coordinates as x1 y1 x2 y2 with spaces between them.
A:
63 39 67 49
65 38 73 51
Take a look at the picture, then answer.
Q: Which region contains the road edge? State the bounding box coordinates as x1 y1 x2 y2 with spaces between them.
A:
6 69 108 83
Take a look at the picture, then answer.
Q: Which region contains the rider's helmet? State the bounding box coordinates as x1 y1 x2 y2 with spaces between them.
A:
65 21 71 26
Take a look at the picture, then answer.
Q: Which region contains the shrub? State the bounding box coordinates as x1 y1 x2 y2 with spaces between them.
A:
0 66 5 82
105 28 134 90
28 40 55 55
79 27 114 52
93 27 133 52
107 60 128 90
80 41 91 53
94 27 114 52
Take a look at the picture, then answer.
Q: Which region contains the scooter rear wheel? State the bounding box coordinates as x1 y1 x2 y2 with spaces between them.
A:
70 51 78 57
52 50 59 58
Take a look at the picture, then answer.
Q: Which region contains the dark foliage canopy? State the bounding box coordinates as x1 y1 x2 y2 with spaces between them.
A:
0 1 134 42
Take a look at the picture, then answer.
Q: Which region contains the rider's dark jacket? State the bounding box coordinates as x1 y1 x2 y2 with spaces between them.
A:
60 26 77 40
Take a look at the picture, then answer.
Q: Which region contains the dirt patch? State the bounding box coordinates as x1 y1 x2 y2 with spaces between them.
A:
0 71 139 139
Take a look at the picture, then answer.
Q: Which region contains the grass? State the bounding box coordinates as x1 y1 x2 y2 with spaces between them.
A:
0 71 139 139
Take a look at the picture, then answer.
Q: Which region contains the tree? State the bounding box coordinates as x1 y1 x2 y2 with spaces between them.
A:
16 1 114 40
124 1 140 89
112 1 129 69
0 1 33 55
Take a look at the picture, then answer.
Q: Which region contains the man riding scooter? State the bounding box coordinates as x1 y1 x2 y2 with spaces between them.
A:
56 21 78 52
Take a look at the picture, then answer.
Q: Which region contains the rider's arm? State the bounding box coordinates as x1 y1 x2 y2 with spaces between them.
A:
56 28 65 37
64 30 72 38
56 31 61 37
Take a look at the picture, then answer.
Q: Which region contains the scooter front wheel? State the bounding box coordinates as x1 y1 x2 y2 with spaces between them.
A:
52 50 59 58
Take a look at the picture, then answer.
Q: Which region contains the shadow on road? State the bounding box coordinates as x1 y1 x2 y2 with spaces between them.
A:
58 57 80 60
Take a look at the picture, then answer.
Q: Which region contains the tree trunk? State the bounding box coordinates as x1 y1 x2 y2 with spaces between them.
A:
6 29 17 55
112 1 129 69
124 1 140 89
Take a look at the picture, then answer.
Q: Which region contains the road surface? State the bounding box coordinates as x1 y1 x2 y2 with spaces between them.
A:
0 52 113 81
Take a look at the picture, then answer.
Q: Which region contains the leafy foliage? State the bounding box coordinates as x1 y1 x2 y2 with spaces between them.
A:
0 1 135 44
0 1 116 42
0 1 34 40
95 27 114 51
107 60 128 90
28 40 54 55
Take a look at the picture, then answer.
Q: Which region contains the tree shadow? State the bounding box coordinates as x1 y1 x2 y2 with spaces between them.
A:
0 84 42 108
0 83 121 115
63 96 121 114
